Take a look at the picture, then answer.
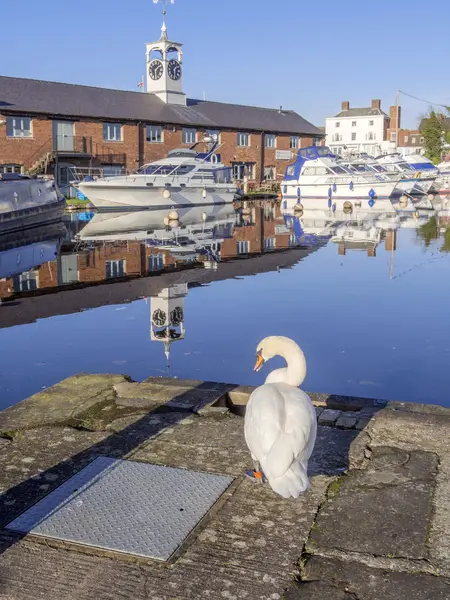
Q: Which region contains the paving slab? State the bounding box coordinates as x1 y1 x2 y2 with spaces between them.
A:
308 446 437 560
294 556 450 600
0 374 129 432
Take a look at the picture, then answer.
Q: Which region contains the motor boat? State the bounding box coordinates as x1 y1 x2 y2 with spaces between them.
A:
75 138 240 210
280 146 399 210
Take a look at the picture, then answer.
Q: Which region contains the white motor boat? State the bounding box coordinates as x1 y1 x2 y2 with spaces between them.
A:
76 138 239 210
281 146 399 209
376 153 435 195
340 155 417 196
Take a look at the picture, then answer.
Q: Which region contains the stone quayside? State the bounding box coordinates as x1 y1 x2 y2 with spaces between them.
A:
0 374 449 599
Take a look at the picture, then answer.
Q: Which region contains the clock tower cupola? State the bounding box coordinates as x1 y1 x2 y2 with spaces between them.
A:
146 0 186 106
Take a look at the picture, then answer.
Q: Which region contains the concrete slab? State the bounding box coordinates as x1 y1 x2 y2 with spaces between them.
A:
308 447 438 560
0 374 129 432
298 556 450 600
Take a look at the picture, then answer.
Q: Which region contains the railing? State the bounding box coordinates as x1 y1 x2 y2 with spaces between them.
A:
54 135 92 154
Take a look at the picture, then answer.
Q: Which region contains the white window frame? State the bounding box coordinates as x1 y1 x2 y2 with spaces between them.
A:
6 116 32 138
390 132 397 142
146 124 163 143
148 253 165 272
265 134 277 148
351 121 356 127
351 132 356 141
290 136 299 149
103 123 123 142
237 132 250 147
237 241 250 254
106 260 126 278
182 128 197 144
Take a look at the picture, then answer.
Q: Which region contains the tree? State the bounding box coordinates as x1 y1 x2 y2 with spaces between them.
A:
421 111 444 164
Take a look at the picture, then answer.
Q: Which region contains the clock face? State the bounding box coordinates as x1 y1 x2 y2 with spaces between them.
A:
152 309 167 327
170 306 184 326
168 59 181 81
149 59 163 81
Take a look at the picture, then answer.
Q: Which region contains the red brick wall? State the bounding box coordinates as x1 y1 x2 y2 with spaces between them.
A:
0 113 319 181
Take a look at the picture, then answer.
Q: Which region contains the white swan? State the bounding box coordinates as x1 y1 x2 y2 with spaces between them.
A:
244 336 317 499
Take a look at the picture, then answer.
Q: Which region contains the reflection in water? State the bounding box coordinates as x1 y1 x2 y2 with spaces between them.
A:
2 196 450 408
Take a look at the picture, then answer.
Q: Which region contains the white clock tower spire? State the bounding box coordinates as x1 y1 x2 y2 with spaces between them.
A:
146 0 186 106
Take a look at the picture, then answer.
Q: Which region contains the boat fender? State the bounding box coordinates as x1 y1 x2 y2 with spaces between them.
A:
332 183 337 192
202 189 207 199
297 186 301 197
368 199 375 208
332 203 336 212
163 216 170 226
428 193 435 201
368 189 376 199
283 200 287 209
163 189 171 199
294 203 304 215
399 195 408 206
328 198 332 208
343 201 352 214
283 185 287 194
349 181 354 191
169 210 179 220
328 187 332 198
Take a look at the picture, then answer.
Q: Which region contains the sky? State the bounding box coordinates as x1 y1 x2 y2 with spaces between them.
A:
1 0 450 129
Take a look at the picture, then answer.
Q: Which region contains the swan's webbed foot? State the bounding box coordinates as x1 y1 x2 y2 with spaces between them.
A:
244 461 266 484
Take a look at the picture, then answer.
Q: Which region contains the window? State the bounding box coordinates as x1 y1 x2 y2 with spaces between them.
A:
352 121 357 127
237 132 250 147
390 132 397 142
148 254 165 272
335 122 340 128
290 136 299 149
264 238 276 250
6 116 32 138
232 162 255 180
0 164 22 174
264 166 276 180
106 260 126 278
206 129 220 142
404 136 409 143
102 165 123 177
13 271 38 292
265 134 276 148
146 125 162 143
420 137 424 143
103 123 122 141
367 132 374 140
182 128 196 144
412 137 417 144
351 133 356 141
369 120 374 126
237 241 250 254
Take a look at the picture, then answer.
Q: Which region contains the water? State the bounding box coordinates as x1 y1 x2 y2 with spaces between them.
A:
2 198 450 410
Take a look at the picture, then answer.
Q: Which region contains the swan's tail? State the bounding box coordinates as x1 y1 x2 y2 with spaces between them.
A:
267 460 309 499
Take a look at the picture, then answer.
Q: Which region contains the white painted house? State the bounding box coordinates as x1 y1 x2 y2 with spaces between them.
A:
325 100 390 156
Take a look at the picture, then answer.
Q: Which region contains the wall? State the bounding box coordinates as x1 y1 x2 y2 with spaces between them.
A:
325 114 386 155
0 113 317 182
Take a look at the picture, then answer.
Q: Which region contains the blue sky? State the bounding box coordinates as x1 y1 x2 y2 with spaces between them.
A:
2 0 449 129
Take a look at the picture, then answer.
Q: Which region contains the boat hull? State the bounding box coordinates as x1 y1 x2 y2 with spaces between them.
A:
77 182 238 210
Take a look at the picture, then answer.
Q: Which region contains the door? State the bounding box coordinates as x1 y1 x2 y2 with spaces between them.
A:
60 254 78 285
53 121 75 151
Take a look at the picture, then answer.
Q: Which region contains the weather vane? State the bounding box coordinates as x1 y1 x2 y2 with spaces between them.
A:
153 0 174 22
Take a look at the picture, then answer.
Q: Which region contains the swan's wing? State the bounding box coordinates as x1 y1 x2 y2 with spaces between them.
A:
244 383 316 480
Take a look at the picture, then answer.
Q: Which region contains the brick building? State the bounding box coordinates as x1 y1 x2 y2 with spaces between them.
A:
0 22 322 193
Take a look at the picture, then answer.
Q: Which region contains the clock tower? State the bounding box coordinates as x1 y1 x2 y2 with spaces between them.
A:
146 5 186 106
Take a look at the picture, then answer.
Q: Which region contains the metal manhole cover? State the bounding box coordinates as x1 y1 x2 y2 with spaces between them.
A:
6 457 233 561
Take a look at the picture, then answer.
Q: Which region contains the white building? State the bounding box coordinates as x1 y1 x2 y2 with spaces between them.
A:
325 100 390 156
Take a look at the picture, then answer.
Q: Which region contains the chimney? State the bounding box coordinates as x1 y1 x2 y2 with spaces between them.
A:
390 105 401 129
372 99 381 109
341 101 350 111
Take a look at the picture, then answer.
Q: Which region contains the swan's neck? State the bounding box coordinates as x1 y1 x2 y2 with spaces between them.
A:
266 343 307 387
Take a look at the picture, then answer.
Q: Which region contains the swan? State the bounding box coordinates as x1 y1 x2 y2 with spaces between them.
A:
244 336 317 499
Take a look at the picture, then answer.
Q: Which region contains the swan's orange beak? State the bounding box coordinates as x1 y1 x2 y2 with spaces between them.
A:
254 351 265 372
